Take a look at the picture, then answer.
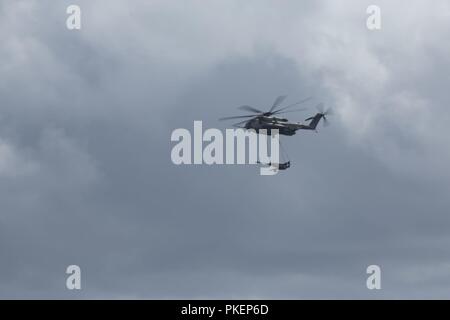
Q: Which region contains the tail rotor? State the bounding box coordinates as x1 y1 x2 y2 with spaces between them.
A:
316 103 333 127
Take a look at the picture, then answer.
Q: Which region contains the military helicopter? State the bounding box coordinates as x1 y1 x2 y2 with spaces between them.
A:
219 95 332 136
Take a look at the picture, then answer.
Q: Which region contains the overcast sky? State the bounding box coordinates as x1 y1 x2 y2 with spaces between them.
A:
1 0 450 298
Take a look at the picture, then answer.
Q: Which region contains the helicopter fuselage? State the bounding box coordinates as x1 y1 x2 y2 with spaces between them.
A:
244 116 311 136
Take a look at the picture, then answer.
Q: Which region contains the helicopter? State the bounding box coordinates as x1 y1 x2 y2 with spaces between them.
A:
219 95 333 136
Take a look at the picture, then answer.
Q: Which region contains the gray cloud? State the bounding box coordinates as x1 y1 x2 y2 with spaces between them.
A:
1 0 450 298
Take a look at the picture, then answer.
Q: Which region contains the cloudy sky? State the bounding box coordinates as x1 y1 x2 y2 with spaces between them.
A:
1 0 450 298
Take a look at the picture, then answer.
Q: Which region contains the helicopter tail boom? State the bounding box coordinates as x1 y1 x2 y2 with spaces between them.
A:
304 113 323 130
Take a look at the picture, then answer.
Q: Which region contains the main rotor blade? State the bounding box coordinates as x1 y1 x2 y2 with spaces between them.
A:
273 107 308 115
269 95 287 113
272 96 312 114
219 114 255 121
238 105 263 113
232 119 250 127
